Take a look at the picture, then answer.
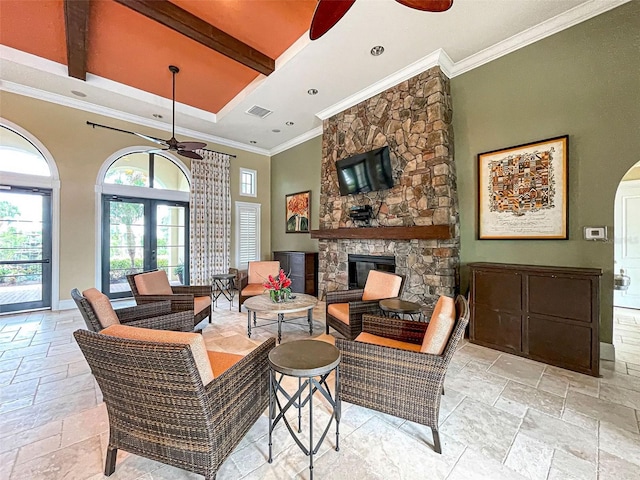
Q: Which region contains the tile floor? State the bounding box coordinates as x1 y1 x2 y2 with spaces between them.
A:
1 299 639 480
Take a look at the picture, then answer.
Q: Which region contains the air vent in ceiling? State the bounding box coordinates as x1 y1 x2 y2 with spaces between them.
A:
245 105 273 119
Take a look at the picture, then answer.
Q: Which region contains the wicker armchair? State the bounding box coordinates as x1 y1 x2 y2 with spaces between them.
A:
238 261 280 312
71 288 193 333
325 270 405 340
74 328 276 480
336 295 470 454
127 270 212 328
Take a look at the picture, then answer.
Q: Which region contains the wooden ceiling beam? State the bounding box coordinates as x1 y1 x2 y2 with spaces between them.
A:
113 0 275 76
64 0 91 80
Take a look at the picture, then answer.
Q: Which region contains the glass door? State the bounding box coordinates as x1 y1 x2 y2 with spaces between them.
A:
102 196 188 299
0 187 52 313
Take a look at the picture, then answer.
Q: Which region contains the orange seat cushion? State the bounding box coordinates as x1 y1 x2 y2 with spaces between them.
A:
101 325 215 385
194 296 211 315
134 270 173 295
355 332 422 352
327 303 350 324
207 351 244 376
242 284 267 296
362 270 403 301
421 296 456 355
82 288 120 329
247 261 280 284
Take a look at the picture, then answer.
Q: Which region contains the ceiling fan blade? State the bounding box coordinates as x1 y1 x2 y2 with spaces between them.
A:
395 0 453 12
177 150 203 160
177 141 207 151
310 0 357 40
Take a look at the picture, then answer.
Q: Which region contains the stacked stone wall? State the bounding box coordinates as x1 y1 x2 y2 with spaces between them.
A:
319 66 459 307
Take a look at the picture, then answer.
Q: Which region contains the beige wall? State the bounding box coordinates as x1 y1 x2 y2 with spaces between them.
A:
270 135 321 253
0 91 271 302
452 1 640 344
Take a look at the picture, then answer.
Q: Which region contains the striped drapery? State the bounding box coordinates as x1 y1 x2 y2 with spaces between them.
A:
189 150 231 285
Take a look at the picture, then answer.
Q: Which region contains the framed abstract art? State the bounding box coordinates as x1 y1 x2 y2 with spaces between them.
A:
478 135 569 240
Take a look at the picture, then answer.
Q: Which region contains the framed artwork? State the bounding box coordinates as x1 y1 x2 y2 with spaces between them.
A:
285 190 311 233
478 135 569 240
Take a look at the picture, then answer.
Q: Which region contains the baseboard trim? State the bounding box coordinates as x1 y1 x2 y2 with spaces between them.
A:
600 342 615 361
56 299 77 311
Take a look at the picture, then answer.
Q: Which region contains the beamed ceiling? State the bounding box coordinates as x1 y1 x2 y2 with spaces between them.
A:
0 0 630 154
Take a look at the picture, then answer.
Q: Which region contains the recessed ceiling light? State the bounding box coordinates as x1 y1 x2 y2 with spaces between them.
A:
272 129 281 133
307 88 318 95
370 45 385 56
152 113 163 119
71 90 86 97
250 140 257 144
286 121 294 126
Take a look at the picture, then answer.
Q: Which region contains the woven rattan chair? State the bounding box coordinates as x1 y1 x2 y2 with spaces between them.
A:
71 288 193 332
127 270 212 328
74 328 276 480
336 295 470 454
238 261 280 312
325 270 405 340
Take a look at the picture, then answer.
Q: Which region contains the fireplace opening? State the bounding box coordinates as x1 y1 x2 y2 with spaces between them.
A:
348 254 395 289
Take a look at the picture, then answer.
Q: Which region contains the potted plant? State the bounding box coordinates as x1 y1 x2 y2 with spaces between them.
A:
175 263 184 284
263 269 292 303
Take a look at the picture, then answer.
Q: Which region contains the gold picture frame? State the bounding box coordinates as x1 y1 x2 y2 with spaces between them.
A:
478 135 569 240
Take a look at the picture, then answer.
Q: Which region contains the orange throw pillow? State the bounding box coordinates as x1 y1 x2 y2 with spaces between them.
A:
420 296 456 355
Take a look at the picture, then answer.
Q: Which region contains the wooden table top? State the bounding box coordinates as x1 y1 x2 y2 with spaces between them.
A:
379 298 422 313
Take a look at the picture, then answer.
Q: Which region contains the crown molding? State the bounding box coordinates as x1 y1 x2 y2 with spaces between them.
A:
0 80 270 156
316 49 449 121
269 126 323 156
449 0 631 77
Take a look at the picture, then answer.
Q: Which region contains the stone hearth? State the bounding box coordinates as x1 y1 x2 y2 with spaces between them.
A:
318 66 459 307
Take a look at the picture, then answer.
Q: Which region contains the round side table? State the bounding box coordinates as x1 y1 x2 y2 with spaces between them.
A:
268 339 341 479
379 298 423 321
211 273 236 310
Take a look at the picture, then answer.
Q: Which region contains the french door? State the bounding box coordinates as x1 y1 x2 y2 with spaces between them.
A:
0 186 52 313
102 195 188 299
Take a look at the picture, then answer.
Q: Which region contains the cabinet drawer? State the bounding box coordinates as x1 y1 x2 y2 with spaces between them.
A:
472 305 522 353
528 315 593 372
528 275 592 322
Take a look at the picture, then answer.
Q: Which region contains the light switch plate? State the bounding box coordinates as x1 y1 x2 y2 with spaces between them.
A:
584 226 607 241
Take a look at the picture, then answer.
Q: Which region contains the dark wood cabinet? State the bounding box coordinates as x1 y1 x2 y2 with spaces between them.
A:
469 263 601 377
272 251 318 297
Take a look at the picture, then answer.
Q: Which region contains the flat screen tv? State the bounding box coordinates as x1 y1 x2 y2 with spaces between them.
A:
335 146 394 196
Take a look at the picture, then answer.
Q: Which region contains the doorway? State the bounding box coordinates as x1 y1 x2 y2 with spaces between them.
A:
0 186 52 313
102 195 188 299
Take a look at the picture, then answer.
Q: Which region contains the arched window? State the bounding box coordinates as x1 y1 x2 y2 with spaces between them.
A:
98 149 190 298
0 120 60 313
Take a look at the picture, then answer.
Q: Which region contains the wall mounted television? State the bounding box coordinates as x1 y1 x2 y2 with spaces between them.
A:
335 146 394 196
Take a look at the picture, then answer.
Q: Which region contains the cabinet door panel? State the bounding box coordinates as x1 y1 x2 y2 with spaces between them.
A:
528 316 592 371
473 270 522 311
473 305 522 353
529 275 592 322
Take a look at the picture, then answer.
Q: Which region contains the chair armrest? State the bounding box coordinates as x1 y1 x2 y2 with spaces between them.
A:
239 274 249 290
172 285 212 296
336 337 446 386
348 300 382 319
362 315 427 345
123 310 194 332
205 338 276 447
115 301 172 322
326 289 364 305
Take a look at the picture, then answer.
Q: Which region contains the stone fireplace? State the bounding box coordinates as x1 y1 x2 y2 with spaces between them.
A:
318 66 459 308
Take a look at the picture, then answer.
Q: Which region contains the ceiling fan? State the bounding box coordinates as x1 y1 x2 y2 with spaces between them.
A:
87 65 206 160
310 0 453 40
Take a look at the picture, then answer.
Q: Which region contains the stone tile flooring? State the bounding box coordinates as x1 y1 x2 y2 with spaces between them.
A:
1 299 639 479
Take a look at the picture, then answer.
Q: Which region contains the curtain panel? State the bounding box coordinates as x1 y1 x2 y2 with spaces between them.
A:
189 150 231 285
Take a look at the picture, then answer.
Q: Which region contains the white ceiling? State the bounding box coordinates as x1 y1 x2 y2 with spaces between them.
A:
0 0 628 156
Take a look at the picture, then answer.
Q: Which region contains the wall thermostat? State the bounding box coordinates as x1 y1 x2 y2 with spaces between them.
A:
583 226 608 241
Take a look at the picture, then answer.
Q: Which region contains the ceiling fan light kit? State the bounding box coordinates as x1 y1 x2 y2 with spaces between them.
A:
86 65 207 160
310 0 453 40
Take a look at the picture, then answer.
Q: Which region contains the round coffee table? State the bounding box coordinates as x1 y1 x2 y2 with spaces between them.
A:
379 298 423 321
268 340 341 479
243 293 318 343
